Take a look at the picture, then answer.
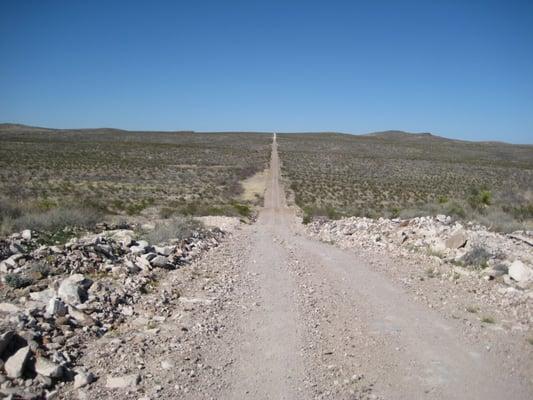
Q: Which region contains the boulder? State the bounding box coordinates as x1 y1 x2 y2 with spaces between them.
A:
35 357 63 378
105 373 140 389
21 230 32 241
30 288 56 305
508 260 533 283
47 297 68 317
445 229 467 249
153 245 175 256
0 331 15 356
68 305 96 327
57 274 92 305
5 346 30 378
150 255 169 268
0 302 21 314
74 371 96 388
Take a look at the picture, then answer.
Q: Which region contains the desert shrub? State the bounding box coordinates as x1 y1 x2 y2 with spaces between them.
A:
159 207 177 219
4 273 34 289
476 208 527 233
232 202 252 218
0 198 23 222
503 203 533 222
460 245 492 269
4 206 102 234
446 202 466 219
30 262 50 278
467 187 492 211
437 195 449 204
143 217 204 244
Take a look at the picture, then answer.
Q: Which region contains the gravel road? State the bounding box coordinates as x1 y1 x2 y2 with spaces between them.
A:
70 134 532 399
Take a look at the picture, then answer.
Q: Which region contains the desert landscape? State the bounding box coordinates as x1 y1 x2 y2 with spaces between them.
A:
0 128 532 399
2 1 532 399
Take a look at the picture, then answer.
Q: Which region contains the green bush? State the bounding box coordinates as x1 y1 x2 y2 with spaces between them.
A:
4 273 34 289
468 187 492 211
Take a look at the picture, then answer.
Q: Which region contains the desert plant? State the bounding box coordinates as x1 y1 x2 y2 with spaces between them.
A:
143 217 204 244
6 206 102 234
4 273 34 289
460 246 492 269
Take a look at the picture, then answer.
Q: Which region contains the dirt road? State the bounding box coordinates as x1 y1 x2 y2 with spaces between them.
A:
221 134 531 399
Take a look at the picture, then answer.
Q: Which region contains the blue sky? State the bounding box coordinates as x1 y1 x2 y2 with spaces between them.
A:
1 0 532 143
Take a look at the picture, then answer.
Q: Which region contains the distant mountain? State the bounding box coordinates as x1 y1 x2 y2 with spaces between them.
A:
363 130 448 140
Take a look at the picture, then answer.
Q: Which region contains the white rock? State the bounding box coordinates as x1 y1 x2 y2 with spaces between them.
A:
46 297 68 317
130 245 146 255
35 357 63 378
74 371 96 388
508 260 533 283
154 245 175 256
121 306 134 316
150 255 169 268
0 302 21 314
21 230 32 240
105 373 140 389
57 274 90 305
68 305 95 326
30 288 56 305
5 346 30 378
445 229 467 249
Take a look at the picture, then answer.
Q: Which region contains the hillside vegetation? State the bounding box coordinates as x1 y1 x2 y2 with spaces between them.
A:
0 125 271 234
278 132 533 231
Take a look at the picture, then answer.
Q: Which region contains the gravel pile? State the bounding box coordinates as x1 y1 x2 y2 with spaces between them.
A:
308 215 533 295
0 224 225 399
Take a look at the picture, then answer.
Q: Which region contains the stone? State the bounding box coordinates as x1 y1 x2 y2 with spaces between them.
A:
0 331 15 356
508 260 533 283
21 230 32 241
0 303 21 314
153 245 175 256
161 360 174 370
74 371 95 389
105 373 140 389
129 245 146 255
150 255 169 268
47 297 68 317
57 274 91 305
68 306 96 327
5 346 30 378
121 306 134 316
35 357 63 378
30 288 56 305
445 229 467 249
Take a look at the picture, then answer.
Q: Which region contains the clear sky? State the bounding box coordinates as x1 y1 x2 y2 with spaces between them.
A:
1 0 532 143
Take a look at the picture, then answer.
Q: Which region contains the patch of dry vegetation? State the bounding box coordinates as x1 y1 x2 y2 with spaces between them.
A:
0 125 271 235
278 132 533 230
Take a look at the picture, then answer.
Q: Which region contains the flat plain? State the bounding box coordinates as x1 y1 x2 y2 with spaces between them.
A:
278 131 533 230
0 124 271 232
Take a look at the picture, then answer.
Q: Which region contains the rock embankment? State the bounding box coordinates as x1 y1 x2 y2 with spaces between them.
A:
0 223 226 399
308 215 533 296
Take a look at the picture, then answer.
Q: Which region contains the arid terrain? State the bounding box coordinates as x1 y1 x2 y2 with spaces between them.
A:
0 129 532 399
278 132 533 231
0 124 271 233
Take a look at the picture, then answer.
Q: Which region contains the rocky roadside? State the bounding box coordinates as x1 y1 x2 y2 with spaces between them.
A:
306 216 533 338
0 219 235 400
